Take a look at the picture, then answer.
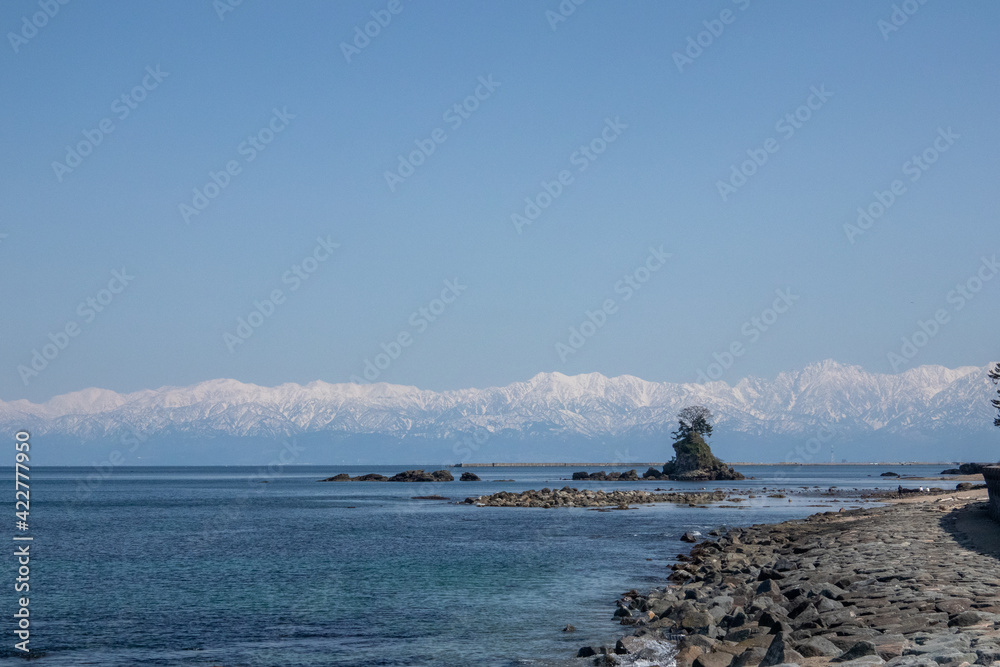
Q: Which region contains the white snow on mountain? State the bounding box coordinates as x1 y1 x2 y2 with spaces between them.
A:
2 361 995 446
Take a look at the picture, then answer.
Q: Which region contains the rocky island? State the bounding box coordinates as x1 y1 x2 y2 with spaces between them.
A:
659 432 745 482
573 406 745 482
319 469 455 482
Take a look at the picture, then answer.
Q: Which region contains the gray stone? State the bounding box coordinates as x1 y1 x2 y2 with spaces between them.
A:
797 636 843 658
974 644 1000 664
727 627 765 643
694 652 735 667
817 597 844 612
834 641 879 663
615 636 646 655
731 647 768 667
682 611 717 633
885 657 938 667
684 635 718 652
759 633 789 667
935 599 973 615
835 657 885 666
949 611 987 627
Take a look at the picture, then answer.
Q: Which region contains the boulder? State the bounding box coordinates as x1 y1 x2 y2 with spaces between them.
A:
320 473 351 482
935 599 972 615
694 652 734 667
759 633 789 667
431 470 454 481
948 610 987 627
676 644 705 667
731 646 768 667
797 636 843 658
834 641 878 662
755 579 781 596
681 610 716 633
459 472 481 481
615 636 646 654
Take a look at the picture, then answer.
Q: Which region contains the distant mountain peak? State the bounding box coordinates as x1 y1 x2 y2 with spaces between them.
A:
3 362 995 462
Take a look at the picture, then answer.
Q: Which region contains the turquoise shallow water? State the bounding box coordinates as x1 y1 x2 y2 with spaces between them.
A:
0 464 947 666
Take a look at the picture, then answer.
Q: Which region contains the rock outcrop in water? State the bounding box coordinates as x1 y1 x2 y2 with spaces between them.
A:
571 469 641 481
319 469 453 482
459 472 481 481
941 463 994 475
390 469 454 482
570 435 744 482
661 433 745 481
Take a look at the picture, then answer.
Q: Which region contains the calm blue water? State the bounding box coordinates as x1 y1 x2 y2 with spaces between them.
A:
0 464 949 666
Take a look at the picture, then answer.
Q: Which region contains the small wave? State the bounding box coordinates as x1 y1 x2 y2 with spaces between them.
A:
615 636 677 667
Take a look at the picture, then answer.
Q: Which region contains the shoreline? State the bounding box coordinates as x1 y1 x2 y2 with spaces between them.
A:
581 488 1000 666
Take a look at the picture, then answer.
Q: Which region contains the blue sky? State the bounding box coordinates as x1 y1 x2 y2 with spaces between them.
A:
1 0 997 402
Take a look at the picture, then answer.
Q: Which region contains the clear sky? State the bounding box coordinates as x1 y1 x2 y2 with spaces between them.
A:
2 0 997 402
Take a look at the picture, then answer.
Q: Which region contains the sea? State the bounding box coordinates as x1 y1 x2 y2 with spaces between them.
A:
0 463 952 666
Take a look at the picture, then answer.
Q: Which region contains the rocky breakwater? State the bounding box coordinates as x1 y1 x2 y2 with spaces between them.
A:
465 487 728 508
591 492 1000 667
319 469 454 482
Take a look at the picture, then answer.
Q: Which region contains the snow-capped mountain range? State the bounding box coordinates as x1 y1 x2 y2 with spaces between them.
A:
5 361 998 465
